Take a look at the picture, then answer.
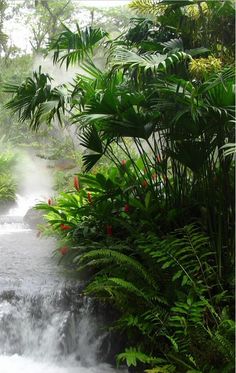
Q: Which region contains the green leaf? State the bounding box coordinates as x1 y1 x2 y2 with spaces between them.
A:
144 191 151 209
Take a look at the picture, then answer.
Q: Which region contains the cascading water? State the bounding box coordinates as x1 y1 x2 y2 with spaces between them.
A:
0 154 126 373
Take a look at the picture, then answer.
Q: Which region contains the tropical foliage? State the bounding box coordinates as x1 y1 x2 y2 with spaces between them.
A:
5 1 235 372
0 140 17 203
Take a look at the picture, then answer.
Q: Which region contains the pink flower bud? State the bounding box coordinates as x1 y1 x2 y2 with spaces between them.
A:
73 176 80 191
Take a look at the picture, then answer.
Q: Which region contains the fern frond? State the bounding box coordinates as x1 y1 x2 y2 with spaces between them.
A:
146 224 216 290
213 331 235 361
75 248 156 287
117 347 166 367
85 276 150 302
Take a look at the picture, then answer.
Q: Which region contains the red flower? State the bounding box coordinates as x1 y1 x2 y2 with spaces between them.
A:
106 224 113 236
87 192 92 204
121 160 127 167
60 224 72 231
73 175 80 191
60 246 69 256
124 203 130 213
48 198 52 205
142 180 148 188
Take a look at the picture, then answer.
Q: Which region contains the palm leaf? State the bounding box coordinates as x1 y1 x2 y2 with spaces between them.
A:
4 68 67 130
48 23 108 69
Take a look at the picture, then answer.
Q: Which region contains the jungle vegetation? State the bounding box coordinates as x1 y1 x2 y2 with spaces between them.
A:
4 1 235 372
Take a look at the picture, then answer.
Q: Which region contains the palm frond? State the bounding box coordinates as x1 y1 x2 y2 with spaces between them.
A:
110 47 190 74
161 38 183 53
129 0 156 15
4 68 67 130
48 23 108 69
221 143 236 158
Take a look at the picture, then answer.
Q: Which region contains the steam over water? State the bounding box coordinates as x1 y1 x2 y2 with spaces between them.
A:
0 155 126 373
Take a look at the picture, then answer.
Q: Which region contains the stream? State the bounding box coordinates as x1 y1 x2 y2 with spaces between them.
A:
0 155 126 373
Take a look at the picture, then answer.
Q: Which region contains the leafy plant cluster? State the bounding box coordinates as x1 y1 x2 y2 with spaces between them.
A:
5 0 235 372
0 138 17 203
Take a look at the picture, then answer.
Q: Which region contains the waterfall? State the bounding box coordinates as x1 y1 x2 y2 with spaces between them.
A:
0 154 126 373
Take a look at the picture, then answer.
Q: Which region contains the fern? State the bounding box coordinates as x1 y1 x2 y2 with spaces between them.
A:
117 347 166 367
85 276 150 302
146 224 217 291
74 248 156 287
213 331 235 362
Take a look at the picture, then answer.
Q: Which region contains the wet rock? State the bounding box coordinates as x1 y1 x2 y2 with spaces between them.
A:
54 159 77 171
23 208 45 229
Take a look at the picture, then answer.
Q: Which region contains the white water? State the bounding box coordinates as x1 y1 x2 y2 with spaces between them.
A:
0 155 126 373
0 356 122 373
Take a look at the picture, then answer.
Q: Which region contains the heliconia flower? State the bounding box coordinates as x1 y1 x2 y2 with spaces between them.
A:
60 224 72 231
124 203 130 213
106 224 113 236
48 198 52 205
87 192 92 204
121 160 127 166
142 180 148 188
73 175 80 191
60 246 69 256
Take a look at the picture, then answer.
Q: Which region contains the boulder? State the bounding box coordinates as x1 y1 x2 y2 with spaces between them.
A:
23 208 45 229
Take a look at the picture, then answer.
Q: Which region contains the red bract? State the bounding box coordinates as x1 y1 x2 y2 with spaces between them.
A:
121 160 127 167
60 224 72 231
142 180 148 188
60 246 68 256
106 225 113 236
48 198 52 205
124 203 130 213
88 192 92 204
73 175 80 191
